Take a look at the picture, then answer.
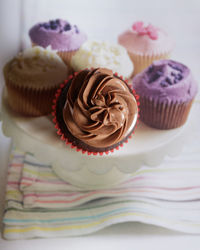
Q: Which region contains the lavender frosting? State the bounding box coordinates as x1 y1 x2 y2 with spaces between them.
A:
29 19 87 51
132 60 198 103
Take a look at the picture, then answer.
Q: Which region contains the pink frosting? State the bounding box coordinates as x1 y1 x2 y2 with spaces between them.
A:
132 21 158 40
118 23 174 56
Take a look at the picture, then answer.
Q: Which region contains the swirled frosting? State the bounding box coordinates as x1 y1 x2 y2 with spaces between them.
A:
62 68 138 148
4 46 68 89
70 41 134 78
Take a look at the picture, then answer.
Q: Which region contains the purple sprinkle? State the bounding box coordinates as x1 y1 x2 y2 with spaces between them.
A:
56 19 60 24
50 20 55 25
168 63 182 72
64 23 71 31
148 72 162 83
157 70 163 76
160 81 168 87
165 77 172 85
174 79 178 84
49 20 58 29
51 24 57 30
147 65 154 74
43 23 50 29
175 67 182 72
74 25 79 33
176 74 183 80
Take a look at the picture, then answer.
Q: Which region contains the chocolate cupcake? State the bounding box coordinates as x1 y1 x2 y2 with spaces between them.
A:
132 59 198 129
53 68 139 155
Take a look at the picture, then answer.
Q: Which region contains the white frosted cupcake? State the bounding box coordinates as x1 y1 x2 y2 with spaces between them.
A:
3 46 69 116
71 40 134 79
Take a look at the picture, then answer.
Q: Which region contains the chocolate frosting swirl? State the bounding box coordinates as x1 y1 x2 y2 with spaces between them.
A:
62 68 138 148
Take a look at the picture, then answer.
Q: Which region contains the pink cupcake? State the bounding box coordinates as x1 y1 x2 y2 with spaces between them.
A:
118 21 174 75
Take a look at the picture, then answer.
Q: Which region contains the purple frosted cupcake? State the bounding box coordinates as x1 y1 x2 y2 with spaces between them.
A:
29 19 87 67
132 59 198 129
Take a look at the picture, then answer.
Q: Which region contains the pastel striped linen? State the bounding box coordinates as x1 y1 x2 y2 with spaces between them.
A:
8 148 200 209
3 136 200 239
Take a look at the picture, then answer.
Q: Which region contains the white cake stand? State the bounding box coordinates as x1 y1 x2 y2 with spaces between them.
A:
0 88 195 189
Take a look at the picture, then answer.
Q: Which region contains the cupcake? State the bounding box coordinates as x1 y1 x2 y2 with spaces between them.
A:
132 59 198 129
52 68 139 155
3 46 69 116
29 19 87 68
118 21 174 75
70 40 134 79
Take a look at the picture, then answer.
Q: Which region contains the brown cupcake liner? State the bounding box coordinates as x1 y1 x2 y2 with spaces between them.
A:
57 50 77 70
5 79 58 116
128 52 170 76
139 96 194 129
32 42 37 47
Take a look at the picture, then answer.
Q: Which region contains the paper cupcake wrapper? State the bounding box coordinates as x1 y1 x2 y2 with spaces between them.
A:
32 42 37 47
57 50 77 70
32 42 76 73
139 96 194 129
5 79 58 116
128 52 170 76
52 71 140 156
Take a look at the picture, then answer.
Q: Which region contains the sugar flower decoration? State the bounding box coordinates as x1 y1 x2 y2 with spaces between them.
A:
132 21 158 40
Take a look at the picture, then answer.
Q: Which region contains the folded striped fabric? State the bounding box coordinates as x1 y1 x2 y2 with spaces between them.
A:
7 147 200 210
3 133 200 239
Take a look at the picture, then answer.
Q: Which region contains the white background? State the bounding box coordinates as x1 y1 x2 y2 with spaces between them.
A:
0 0 200 249
0 0 200 93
